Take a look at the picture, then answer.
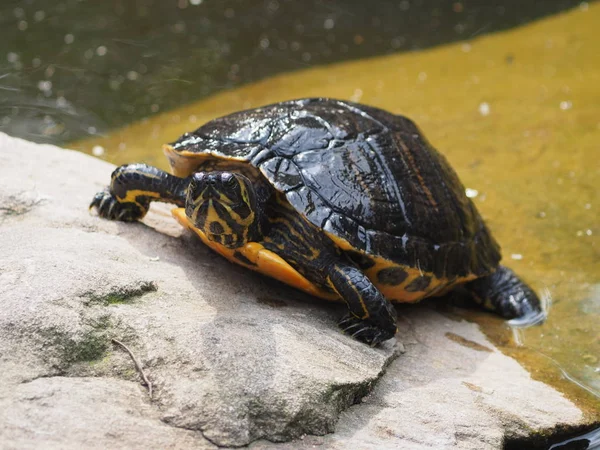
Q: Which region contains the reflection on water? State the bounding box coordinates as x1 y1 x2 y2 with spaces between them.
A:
0 0 586 144
75 3 600 429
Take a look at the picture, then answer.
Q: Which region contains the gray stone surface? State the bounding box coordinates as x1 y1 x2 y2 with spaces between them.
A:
0 132 587 449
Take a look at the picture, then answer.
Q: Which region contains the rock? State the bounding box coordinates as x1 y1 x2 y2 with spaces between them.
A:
0 133 589 449
0 132 398 447
0 377 212 449
251 310 590 449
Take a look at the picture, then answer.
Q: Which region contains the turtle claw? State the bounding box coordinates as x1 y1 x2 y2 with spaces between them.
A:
90 189 145 221
338 314 392 347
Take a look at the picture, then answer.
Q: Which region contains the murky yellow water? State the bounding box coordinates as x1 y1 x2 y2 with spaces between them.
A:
76 5 599 416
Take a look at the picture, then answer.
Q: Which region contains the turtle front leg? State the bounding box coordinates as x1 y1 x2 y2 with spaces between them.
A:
328 264 397 346
465 265 545 324
90 163 190 221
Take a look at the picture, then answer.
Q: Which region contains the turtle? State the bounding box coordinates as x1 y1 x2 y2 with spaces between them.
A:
90 98 543 346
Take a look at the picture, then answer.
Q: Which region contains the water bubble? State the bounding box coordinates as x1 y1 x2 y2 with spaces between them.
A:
461 43 472 53
478 102 490 116
64 34 74 44
92 146 105 156
418 72 427 82
324 18 335 30
88 126 97 134
18 21 28 31
127 71 139 81
511 253 523 260
96 46 108 56
259 38 270 50
580 2 589 11
7 52 19 63
465 188 478 198
586 229 593 236
32 57 41 67
150 104 159 113
266 0 279 13
37 80 52 92
584 203 591 210
34 10 45 22
350 88 363 102
190 0 203 5
559 100 572 110
391 37 405 49
453 2 464 13
454 23 465 34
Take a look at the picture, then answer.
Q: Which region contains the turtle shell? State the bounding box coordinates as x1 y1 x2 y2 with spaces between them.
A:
164 98 501 280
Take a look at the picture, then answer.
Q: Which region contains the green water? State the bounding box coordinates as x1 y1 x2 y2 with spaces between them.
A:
0 0 586 143
2 0 598 443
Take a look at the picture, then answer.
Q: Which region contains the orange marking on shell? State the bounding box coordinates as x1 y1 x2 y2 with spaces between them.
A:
172 208 339 301
163 145 208 177
324 230 476 303
163 145 247 177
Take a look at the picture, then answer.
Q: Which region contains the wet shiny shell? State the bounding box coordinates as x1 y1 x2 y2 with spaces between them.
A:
164 98 501 287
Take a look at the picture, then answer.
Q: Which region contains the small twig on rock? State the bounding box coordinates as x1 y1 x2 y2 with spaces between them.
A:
111 338 153 400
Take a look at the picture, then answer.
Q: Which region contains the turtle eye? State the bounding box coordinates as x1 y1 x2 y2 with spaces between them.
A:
222 173 237 188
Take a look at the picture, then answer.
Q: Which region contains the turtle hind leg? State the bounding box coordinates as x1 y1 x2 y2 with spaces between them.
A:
328 264 397 346
465 265 546 324
91 163 190 221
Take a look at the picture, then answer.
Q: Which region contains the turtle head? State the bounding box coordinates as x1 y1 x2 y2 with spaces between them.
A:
185 171 263 248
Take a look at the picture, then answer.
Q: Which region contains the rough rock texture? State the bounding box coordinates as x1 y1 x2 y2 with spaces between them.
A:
0 133 587 449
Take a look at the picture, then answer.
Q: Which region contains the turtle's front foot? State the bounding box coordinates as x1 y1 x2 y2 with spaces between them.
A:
338 315 395 347
90 188 147 221
329 264 397 346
